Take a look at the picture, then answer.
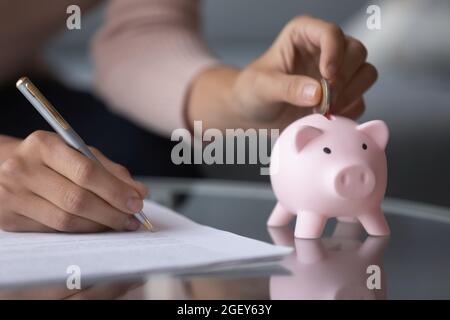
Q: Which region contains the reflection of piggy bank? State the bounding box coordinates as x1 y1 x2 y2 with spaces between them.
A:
268 114 390 239
269 223 388 300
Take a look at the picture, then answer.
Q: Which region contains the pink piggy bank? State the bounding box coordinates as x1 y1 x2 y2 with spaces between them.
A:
268 114 390 239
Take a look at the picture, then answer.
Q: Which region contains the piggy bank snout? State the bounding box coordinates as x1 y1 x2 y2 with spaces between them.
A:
334 165 375 199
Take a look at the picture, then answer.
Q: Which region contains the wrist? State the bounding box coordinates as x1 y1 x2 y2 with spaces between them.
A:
188 65 251 131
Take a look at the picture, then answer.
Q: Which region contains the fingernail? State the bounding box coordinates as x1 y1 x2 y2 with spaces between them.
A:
125 217 140 231
127 196 143 213
302 84 319 101
326 64 337 78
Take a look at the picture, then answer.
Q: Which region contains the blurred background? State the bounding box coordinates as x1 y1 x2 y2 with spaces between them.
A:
201 0 450 208
204 0 450 208
5 0 450 207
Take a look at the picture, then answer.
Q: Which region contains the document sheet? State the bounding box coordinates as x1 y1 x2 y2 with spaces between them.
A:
0 200 291 286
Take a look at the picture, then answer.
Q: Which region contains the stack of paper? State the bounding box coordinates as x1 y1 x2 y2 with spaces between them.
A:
0 200 291 286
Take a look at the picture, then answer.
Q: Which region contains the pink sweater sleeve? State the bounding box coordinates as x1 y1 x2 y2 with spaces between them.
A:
91 0 218 137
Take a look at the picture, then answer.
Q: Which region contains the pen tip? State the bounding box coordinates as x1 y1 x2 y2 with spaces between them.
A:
144 219 154 232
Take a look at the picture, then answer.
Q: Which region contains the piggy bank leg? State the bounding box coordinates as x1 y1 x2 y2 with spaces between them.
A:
267 202 294 227
358 207 390 237
294 211 327 239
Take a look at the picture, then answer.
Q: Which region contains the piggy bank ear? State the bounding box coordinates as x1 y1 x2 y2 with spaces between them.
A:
294 125 323 152
357 120 389 150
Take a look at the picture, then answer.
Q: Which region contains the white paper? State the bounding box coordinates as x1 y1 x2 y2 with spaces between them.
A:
0 200 291 286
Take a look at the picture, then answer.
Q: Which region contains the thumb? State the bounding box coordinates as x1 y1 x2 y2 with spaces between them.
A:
266 73 321 107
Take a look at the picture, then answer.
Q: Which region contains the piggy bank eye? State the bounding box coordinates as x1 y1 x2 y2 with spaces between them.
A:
323 147 331 154
362 143 368 150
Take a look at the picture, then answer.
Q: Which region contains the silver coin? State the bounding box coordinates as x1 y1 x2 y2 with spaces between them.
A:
314 78 331 115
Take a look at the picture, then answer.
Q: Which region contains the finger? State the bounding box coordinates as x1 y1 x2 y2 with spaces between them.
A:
292 16 346 79
333 63 377 113
0 210 54 233
39 138 144 214
12 192 107 233
338 98 366 119
341 37 368 83
262 72 321 107
23 165 141 231
0 167 52 232
89 148 149 198
333 37 368 103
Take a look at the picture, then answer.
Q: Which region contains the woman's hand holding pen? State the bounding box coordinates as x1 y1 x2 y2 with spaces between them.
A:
0 131 148 232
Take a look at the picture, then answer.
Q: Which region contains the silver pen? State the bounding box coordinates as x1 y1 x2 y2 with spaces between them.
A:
16 77 153 231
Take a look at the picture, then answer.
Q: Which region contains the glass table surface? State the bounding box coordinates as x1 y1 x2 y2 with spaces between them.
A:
1 178 449 300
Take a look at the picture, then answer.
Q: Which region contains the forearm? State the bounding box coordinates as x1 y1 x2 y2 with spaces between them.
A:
92 0 218 137
0 135 20 163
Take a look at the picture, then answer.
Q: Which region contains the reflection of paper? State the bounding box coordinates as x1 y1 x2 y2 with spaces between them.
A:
0 201 291 287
